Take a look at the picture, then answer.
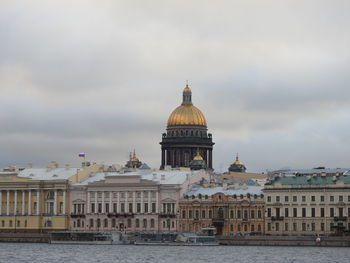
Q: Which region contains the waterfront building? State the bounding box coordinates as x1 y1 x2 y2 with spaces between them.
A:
0 162 103 233
69 169 210 232
160 85 214 170
264 175 350 235
268 167 350 177
178 182 264 235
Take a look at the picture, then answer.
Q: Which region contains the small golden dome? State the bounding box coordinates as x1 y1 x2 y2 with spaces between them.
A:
233 154 243 165
183 86 191 93
193 150 203 161
167 104 207 126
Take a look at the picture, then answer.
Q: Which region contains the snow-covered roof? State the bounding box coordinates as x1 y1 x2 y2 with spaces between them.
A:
18 167 79 181
184 185 263 197
74 170 203 186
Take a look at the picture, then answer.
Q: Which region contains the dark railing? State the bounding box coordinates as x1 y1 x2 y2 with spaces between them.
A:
334 216 347 221
70 213 86 218
271 216 284 221
159 213 176 218
107 213 134 218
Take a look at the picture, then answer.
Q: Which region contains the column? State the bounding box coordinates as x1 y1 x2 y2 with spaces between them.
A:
63 190 66 215
161 149 165 169
87 192 91 213
21 190 25 215
36 190 40 215
124 192 127 213
14 190 17 215
102 192 105 213
53 190 57 215
132 192 136 213
209 150 213 169
0 191 2 216
148 191 151 214
6 190 10 216
28 190 31 215
94 191 98 213
117 192 120 213
156 191 159 213
141 191 144 213
109 192 112 213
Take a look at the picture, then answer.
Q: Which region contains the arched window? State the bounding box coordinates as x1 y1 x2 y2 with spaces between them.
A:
77 219 80 228
104 218 108 228
196 131 199 136
82 221 84 227
150 219 155 228
191 131 194 136
135 219 140 228
90 219 94 228
127 219 132 228
97 219 101 228
251 224 255 232
258 224 261 232
186 130 188 136
143 219 147 228
73 221 76 228
244 224 248 232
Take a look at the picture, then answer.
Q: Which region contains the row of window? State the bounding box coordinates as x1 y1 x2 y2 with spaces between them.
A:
1 220 27 228
267 207 350 218
87 202 157 214
267 222 350 232
73 218 175 229
267 195 350 203
167 130 206 137
90 192 157 199
181 209 263 219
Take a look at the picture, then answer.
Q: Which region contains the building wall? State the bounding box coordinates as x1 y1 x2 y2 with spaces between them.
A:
178 193 265 235
264 183 350 235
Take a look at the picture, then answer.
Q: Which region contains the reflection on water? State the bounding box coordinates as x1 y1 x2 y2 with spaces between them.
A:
1 243 349 263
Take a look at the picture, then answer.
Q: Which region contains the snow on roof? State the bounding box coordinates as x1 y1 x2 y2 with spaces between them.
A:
74 170 202 186
184 185 263 197
18 167 79 181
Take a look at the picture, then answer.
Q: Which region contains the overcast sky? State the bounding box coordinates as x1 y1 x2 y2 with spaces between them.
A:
1 0 350 173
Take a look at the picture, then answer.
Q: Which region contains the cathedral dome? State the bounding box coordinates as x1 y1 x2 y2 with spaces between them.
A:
167 85 207 126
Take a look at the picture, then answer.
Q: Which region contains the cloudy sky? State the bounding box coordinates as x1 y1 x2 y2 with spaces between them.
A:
1 0 350 172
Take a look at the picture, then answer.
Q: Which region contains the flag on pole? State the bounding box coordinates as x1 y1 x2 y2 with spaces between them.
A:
79 153 86 158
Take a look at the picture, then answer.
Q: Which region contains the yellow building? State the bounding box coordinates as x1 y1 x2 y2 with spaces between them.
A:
0 162 104 233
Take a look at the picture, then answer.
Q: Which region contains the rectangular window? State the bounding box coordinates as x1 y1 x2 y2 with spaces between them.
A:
302 208 306 217
339 208 344 217
285 196 289 202
105 203 109 213
330 208 334 217
98 203 102 213
348 196 350 202
189 210 193 218
137 203 141 213
267 223 271 231
275 223 279 231
91 203 95 213
330 196 334 202
339 196 343 202
152 203 156 213
311 196 315 202
293 196 297 202
267 196 271 202
285 208 289 218
285 223 288 231
321 223 325 231
121 203 125 212
182 210 186 218
258 210 262 218
276 196 280 202
251 210 255 219
293 208 298 217
113 203 117 212
320 195 325 202
230 224 234 232
144 203 148 213
293 223 297 231
230 210 234 218
320 208 325 217
311 223 315 231
209 210 213 218
267 208 271 218
202 210 206 218
275 208 280 217
302 196 306 202
129 203 133 213
311 208 315 217
237 210 241 218
302 223 306 231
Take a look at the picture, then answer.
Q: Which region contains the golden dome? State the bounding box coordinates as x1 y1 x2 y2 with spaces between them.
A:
193 149 204 161
183 86 191 93
233 154 243 165
167 104 207 126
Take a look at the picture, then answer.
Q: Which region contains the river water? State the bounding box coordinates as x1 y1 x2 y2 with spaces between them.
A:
0 243 349 263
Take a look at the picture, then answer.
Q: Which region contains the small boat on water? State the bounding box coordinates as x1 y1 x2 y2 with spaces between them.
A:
49 231 126 245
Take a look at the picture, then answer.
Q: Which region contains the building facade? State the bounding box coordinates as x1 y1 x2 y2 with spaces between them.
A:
0 162 103 233
178 183 265 235
264 175 350 235
69 169 210 232
160 85 214 170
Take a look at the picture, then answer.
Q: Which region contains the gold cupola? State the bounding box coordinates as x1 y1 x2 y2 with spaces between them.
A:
193 149 204 161
167 84 207 126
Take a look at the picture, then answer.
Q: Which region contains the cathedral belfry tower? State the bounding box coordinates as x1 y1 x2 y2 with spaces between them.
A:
160 84 214 169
